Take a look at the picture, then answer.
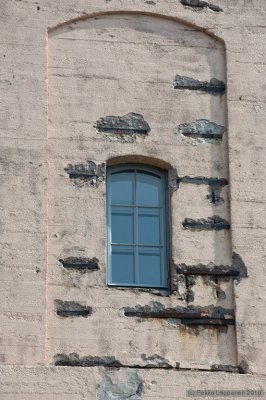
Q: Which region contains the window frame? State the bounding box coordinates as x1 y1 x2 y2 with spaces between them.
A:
106 163 169 289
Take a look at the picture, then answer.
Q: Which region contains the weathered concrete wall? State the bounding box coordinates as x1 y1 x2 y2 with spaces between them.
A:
47 11 234 370
0 366 266 400
0 0 266 397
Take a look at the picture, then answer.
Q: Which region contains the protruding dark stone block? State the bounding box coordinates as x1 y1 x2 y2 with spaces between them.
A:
181 318 234 326
141 354 172 369
211 364 239 373
173 75 225 94
175 176 227 205
54 353 122 368
175 263 239 277
54 353 179 372
59 257 99 272
182 216 230 231
55 300 92 318
176 176 228 186
122 301 234 325
176 119 225 140
95 113 150 136
64 161 105 187
175 252 248 280
180 0 223 12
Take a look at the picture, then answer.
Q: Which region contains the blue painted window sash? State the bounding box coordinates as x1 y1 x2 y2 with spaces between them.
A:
107 164 169 288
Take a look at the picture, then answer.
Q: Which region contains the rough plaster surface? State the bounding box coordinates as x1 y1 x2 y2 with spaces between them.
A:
0 366 265 400
0 0 266 397
47 10 234 370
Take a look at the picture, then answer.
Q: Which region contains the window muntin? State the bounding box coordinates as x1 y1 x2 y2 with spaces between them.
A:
107 165 168 288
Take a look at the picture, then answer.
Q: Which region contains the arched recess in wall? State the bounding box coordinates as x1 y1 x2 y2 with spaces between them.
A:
48 10 230 264
47 12 237 370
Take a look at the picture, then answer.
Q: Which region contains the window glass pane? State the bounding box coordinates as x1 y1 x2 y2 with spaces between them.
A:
136 172 161 206
138 247 162 287
138 208 160 245
108 165 168 289
111 245 134 285
111 207 134 244
110 172 133 205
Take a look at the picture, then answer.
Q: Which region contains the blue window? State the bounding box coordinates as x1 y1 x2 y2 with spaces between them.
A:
107 164 168 288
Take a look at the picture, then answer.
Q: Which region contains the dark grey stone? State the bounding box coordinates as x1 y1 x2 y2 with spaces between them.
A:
238 360 250 374
232 252 248 281
113 286 171 297
181 318 234 326
182 215 230 230
207 186 224 205
97 372 144 400
54 353 176 375
54 353 122 368
216 287 227 300
187 275 196 287
175 252 248 281
180 0 223 12
59 257 99 272
203 275 216 285
176 176 228 186
122 301 234 324
173 273 187 301
186 289 195 303
169 167 179 192
54 300 92 318
95 113 150 135
175 119 225 140
175 176 227 205
211 364 239 373
64 161 105 187
173 75 225 94
141 354 172 369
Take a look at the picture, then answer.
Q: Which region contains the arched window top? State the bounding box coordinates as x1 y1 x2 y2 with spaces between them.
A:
107 164 168 288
